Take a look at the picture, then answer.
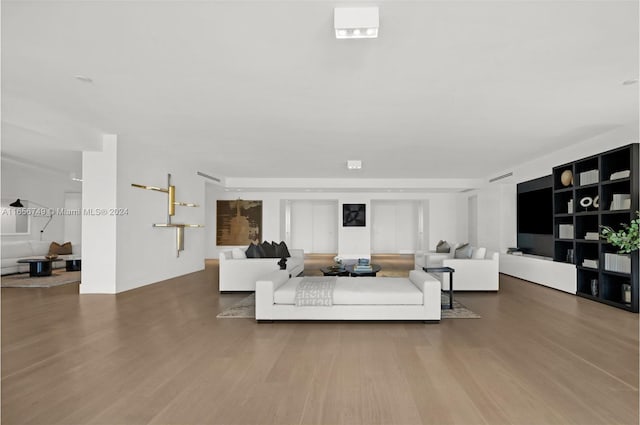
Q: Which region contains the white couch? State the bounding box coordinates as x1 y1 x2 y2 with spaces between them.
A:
255 270 441 322
1 240 81 275
414 242 463 270
416 247 499 291
218 249 304 292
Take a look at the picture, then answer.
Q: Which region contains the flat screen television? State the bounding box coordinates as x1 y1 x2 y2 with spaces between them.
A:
517 175 553 257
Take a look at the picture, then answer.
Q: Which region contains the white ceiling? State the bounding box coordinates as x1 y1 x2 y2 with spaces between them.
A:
2 1 638 181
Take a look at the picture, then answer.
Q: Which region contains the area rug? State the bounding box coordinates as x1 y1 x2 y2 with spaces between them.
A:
217 293 480 319
1 270 81 288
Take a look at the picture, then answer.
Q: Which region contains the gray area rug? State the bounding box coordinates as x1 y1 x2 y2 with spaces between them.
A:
217 293 480 319
1 270 81 288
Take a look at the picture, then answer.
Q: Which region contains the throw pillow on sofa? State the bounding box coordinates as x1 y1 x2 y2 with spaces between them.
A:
245 243 262 258
48 241 72 256
454 243 472 259
261 241 277 257
232 248 247 259
472 247 487 259
274 241 291 258
435 240 451 253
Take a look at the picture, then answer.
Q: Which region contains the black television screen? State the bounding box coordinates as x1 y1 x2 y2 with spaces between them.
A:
517 175 554 257
517 188 553 234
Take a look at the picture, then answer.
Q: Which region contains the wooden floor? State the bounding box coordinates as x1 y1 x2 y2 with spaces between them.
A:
2 255 638 425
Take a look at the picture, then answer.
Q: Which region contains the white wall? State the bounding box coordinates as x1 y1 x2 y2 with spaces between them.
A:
290 200 338 254
64 192 82 245
115 141 206 293
371 200 418 254
1 157 81 243
205 191 462 258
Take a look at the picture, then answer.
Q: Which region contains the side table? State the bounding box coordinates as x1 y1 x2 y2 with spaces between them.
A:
423 266 455 309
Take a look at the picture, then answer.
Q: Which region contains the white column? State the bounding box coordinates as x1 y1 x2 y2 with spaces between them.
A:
80 135 118 294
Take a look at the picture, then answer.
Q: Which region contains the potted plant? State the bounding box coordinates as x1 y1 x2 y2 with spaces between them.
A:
600 211 640 253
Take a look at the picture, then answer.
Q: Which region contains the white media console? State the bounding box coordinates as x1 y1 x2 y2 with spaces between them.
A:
500 253 577 294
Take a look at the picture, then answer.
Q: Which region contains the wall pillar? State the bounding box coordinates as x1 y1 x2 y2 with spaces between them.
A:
80 135 117 293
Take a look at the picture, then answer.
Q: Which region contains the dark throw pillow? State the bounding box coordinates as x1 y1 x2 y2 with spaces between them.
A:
435 240 450 253
275 241 291 258
245 243 261 258
259 241 274 257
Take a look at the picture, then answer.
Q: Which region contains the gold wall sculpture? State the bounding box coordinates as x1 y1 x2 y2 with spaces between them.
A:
131 173 203 257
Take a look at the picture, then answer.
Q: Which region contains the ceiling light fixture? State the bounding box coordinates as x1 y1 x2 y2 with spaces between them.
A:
347 160 362 170
334 7 379 39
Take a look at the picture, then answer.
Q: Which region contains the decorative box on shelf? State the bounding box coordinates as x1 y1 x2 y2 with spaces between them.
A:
579 169 599 186
604 253 631 274
559 224 574 239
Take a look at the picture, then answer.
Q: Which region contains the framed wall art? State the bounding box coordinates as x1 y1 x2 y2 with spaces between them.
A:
216 200 262 245
343 203 366 227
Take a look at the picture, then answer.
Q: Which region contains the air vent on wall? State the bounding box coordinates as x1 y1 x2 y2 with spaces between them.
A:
197 171 221 183
489 172 513 183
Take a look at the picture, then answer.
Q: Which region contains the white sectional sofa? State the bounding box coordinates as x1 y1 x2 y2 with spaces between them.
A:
1 240 81 275
218 249 304 292
255 269 441 322
416 246 499 291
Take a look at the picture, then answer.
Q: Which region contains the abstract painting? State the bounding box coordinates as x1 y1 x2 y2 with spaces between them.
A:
343 203 366 227
216 200 262 246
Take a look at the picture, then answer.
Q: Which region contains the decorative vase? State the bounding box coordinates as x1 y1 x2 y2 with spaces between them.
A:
566 249 574 264
561 170 573 186
590 279 599 297
622 283 631 304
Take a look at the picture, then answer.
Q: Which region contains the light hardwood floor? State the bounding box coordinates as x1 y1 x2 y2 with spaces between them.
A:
2 255 638 425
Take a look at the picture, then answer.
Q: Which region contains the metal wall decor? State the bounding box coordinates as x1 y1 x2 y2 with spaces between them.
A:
131 173 203 257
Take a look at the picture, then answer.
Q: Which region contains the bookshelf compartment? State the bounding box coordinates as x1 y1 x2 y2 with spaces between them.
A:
574 186 600 213
575 215 599 241
577 268 599 296
554 190 574 215
576 242 599 269
574 156 599 186
554 240 574 263
601 273 633 308
601 147 632 182
601 180 631 212
554 164 575 190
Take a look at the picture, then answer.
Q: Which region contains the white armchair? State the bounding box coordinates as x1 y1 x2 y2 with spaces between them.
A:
420 247 500 291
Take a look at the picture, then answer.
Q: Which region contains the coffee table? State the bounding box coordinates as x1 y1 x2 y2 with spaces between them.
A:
16 258 63 277
320 265 350 276
345 263 381 277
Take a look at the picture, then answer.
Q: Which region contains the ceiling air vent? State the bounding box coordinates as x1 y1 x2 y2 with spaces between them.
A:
489 172 513 183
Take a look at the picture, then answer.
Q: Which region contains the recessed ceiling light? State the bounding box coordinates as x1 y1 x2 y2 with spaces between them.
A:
334 7 379 39
347 160 362 170
74 75 93 83
622 79 639 85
